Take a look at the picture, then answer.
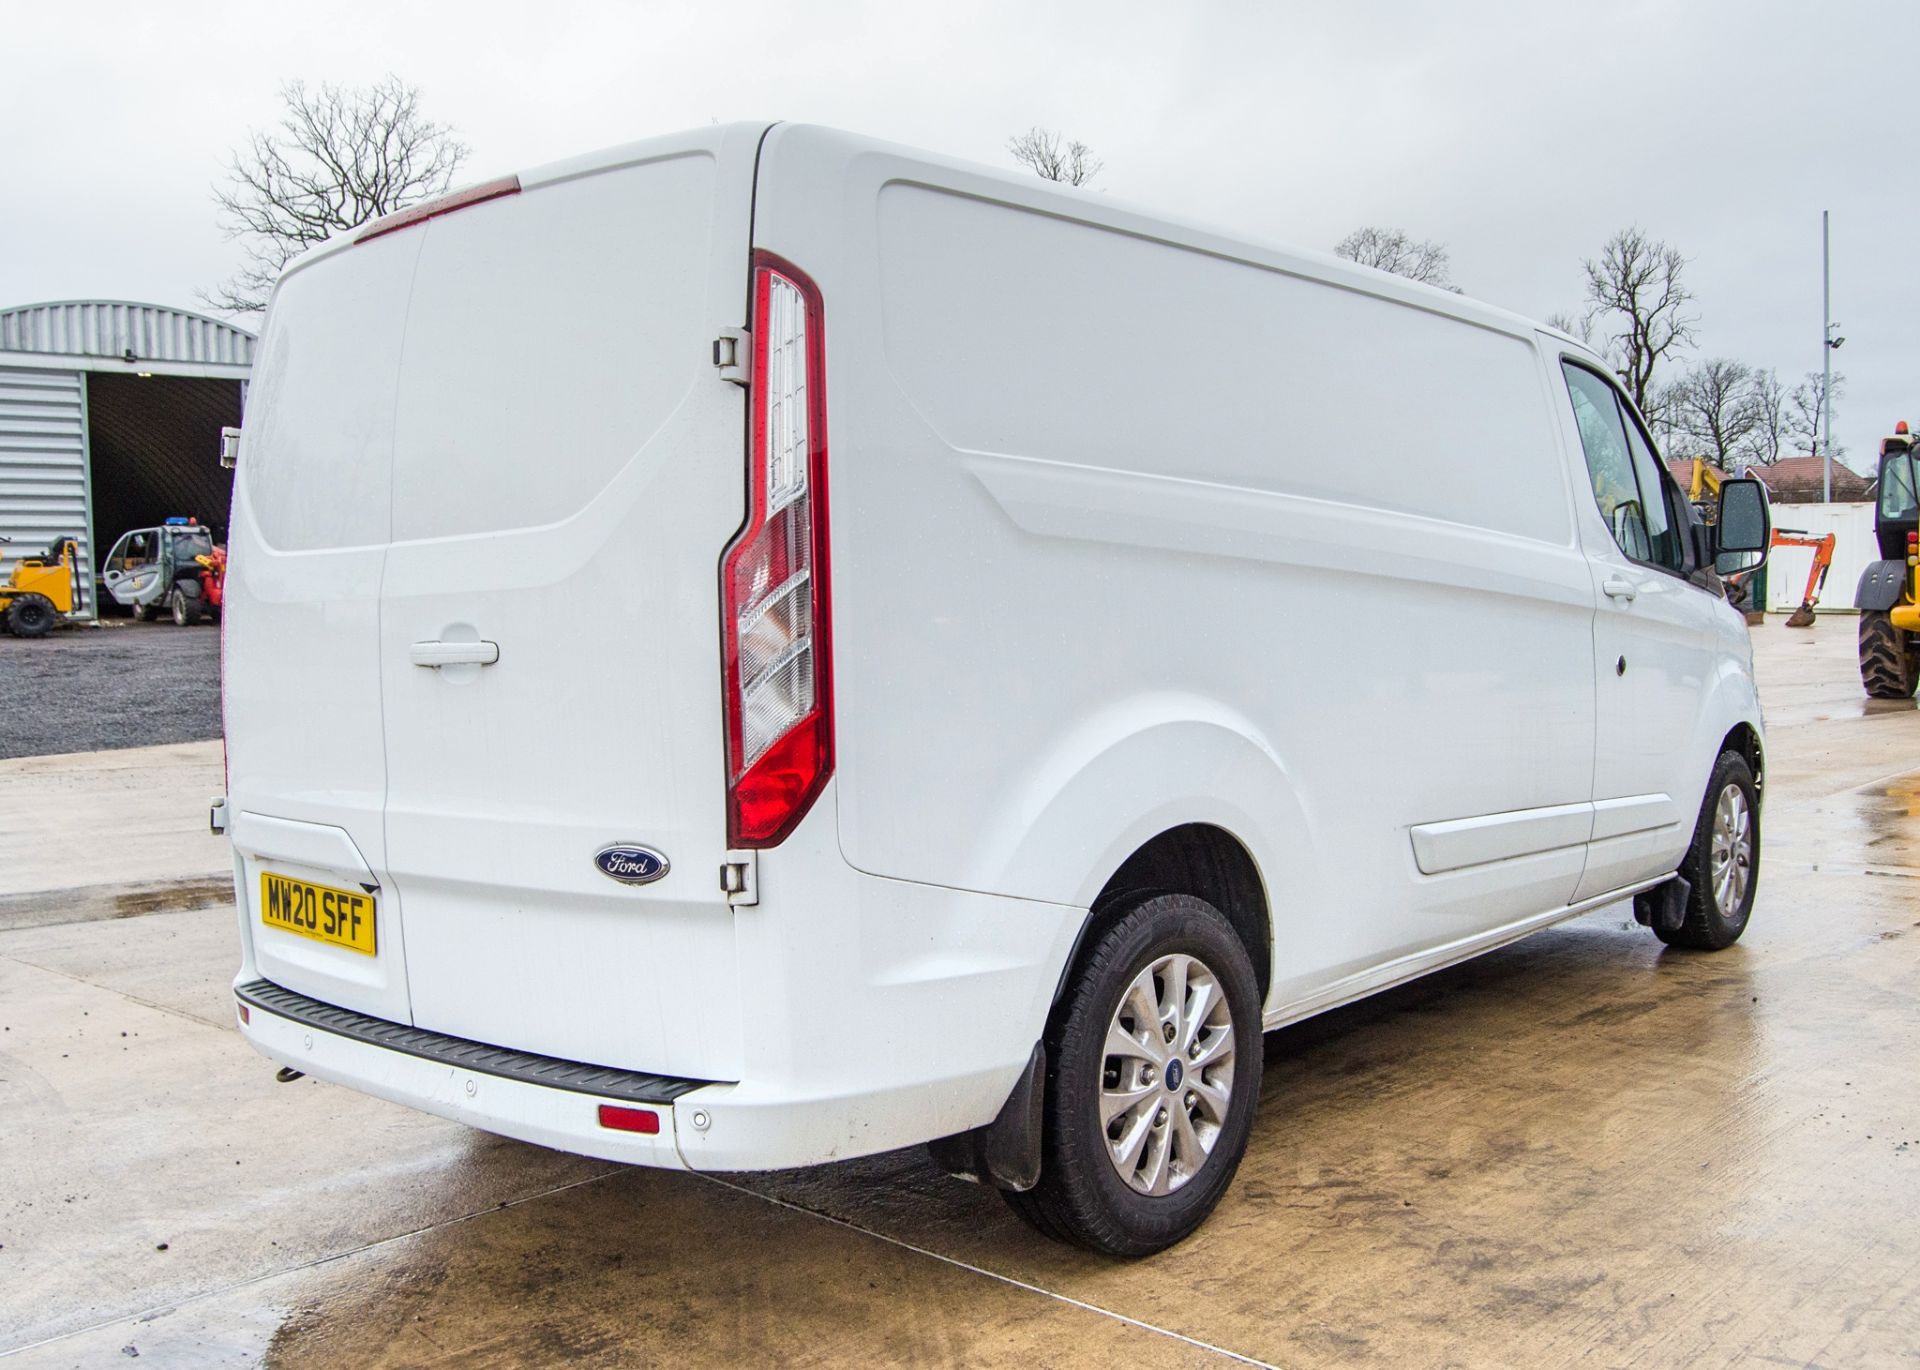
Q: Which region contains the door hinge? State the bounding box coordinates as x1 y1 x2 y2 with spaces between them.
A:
713 328 751 387
721 850 758 906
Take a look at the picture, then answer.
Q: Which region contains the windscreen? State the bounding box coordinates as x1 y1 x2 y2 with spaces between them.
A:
1882 452 1918 523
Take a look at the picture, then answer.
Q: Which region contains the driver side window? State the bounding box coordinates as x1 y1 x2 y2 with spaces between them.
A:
1562 363 1685 574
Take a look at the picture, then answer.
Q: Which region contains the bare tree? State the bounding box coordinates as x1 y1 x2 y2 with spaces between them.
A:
1334 227 1458 290
1787 370 1847 458
1007 127 1102 186
1581 227 1697 417
1670 358 1760 470
205 77 469 314
1742 368 1788 468
1544 311 1596 345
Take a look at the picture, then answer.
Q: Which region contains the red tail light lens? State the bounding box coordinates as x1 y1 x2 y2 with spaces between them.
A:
721 254 832 848
597 1104 661 1135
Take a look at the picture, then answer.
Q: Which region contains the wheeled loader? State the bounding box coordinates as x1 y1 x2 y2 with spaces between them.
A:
0 534 83 638
1856 422 1920 698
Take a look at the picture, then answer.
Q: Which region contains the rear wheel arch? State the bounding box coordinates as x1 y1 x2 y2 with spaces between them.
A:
1717 723 1764 797
1055 823 1272 1017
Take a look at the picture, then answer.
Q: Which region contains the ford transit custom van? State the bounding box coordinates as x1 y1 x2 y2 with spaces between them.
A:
223 122 1773 1255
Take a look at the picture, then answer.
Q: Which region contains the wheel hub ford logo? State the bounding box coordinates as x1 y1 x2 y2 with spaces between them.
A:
594 844 670 886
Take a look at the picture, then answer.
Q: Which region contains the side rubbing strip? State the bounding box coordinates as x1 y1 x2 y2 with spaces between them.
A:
1411 802 1595 875
235 979 711 1104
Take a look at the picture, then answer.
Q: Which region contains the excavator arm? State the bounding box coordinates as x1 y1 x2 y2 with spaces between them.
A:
1771 529 1837 628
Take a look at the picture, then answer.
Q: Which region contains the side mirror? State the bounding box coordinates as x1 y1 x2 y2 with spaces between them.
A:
1714 478 1770 575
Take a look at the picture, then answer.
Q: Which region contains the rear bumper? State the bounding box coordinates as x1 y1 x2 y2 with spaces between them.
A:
237 979 692 1168
232 837 1087 1172
235 972 1055 1172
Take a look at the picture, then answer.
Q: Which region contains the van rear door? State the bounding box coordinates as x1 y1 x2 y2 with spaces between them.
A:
375 132 760 1080
227 226 422 1024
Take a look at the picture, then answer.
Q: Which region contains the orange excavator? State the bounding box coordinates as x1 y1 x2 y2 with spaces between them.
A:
1684 458 1834 627
1771 527 1837 628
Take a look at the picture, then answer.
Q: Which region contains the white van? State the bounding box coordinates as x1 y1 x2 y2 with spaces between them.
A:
223 122 1774 1256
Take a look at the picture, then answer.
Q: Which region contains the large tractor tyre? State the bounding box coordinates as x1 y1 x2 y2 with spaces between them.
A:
1859 610 1919 700
170 584 204 627
1657 751 1761 952
1002 893 1263 1256
5 593 58 639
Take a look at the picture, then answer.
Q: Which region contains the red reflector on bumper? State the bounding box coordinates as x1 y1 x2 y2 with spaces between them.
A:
597 1104 661 1135
237 1002 250 1025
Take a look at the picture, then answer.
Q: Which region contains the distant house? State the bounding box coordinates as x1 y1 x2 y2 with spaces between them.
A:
1748 456 1875 504
1662 455 1875 505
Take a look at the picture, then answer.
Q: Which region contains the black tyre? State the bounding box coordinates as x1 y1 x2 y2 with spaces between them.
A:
4 593 58 639
1004 893 1262 1256
1658 751 1760 951
170 584 203 627
1859 610 1919 700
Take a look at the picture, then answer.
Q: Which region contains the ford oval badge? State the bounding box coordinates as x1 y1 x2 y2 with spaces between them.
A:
594 844 670 886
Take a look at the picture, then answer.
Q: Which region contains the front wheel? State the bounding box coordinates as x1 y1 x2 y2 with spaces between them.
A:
169 584 203 626
4 593 58 638
1004 893 1262 1256
1658 751 1760 951
1860 610 1919 700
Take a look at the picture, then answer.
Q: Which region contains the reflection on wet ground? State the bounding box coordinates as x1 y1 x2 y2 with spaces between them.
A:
4 620 1918 1368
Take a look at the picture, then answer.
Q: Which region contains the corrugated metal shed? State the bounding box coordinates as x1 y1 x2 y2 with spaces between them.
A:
0 367 91 612
0 301 254 620
0 300 255 370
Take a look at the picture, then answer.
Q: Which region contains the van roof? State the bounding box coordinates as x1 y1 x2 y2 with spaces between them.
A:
275 119 1590 359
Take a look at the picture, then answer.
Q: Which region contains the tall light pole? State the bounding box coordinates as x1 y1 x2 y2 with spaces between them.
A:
1821 210 1844 502
1822 211 1832 501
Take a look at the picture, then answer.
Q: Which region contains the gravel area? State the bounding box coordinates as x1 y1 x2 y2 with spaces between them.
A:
0 621 222 759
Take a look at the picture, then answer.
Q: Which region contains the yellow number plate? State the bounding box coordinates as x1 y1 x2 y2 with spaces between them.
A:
259 872 377 956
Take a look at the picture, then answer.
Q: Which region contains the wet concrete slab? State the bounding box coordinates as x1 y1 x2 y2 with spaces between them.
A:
0 740 229 926
3 617 1917 1367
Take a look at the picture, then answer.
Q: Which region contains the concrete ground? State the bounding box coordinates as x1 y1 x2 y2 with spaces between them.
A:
2 617 1916 1367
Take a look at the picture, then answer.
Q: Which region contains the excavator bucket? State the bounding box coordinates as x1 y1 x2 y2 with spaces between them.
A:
1785 601 1817 628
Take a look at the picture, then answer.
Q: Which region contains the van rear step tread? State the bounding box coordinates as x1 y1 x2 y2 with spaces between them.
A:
236 979 711 1104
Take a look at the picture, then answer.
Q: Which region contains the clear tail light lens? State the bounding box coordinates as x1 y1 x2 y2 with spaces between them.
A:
722 255 832 848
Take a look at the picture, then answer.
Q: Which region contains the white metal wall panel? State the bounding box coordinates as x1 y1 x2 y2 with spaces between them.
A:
0 365 92 615
1765 501 1878 614
0 301 254 368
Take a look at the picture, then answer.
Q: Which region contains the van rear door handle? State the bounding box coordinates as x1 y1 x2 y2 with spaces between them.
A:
1602 577 1639 602
410 640 500 667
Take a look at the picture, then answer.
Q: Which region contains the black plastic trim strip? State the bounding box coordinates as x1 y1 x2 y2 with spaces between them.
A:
236 979 711 1105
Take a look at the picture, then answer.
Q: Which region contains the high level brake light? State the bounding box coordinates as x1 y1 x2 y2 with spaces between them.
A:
355 176 521 244
721 254 832 848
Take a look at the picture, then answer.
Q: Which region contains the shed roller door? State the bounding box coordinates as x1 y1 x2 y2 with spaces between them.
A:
0 366 91 615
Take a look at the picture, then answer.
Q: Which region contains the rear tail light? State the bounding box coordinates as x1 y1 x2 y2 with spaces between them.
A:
721 254 832 848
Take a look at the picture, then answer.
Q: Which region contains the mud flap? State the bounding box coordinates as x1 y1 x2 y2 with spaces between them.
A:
927 1043 1045 1192
1633 875 1692 933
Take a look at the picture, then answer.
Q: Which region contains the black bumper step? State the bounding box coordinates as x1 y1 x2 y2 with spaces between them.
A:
235 978 711 1105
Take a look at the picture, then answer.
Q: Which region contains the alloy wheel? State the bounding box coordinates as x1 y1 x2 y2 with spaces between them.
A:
1709 783 1753 916
1099 953 1236 1196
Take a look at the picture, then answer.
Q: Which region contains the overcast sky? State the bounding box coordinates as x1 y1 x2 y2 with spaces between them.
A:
5 0 1912 471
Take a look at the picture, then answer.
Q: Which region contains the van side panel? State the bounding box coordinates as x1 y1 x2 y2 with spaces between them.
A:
753 128 1598 999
